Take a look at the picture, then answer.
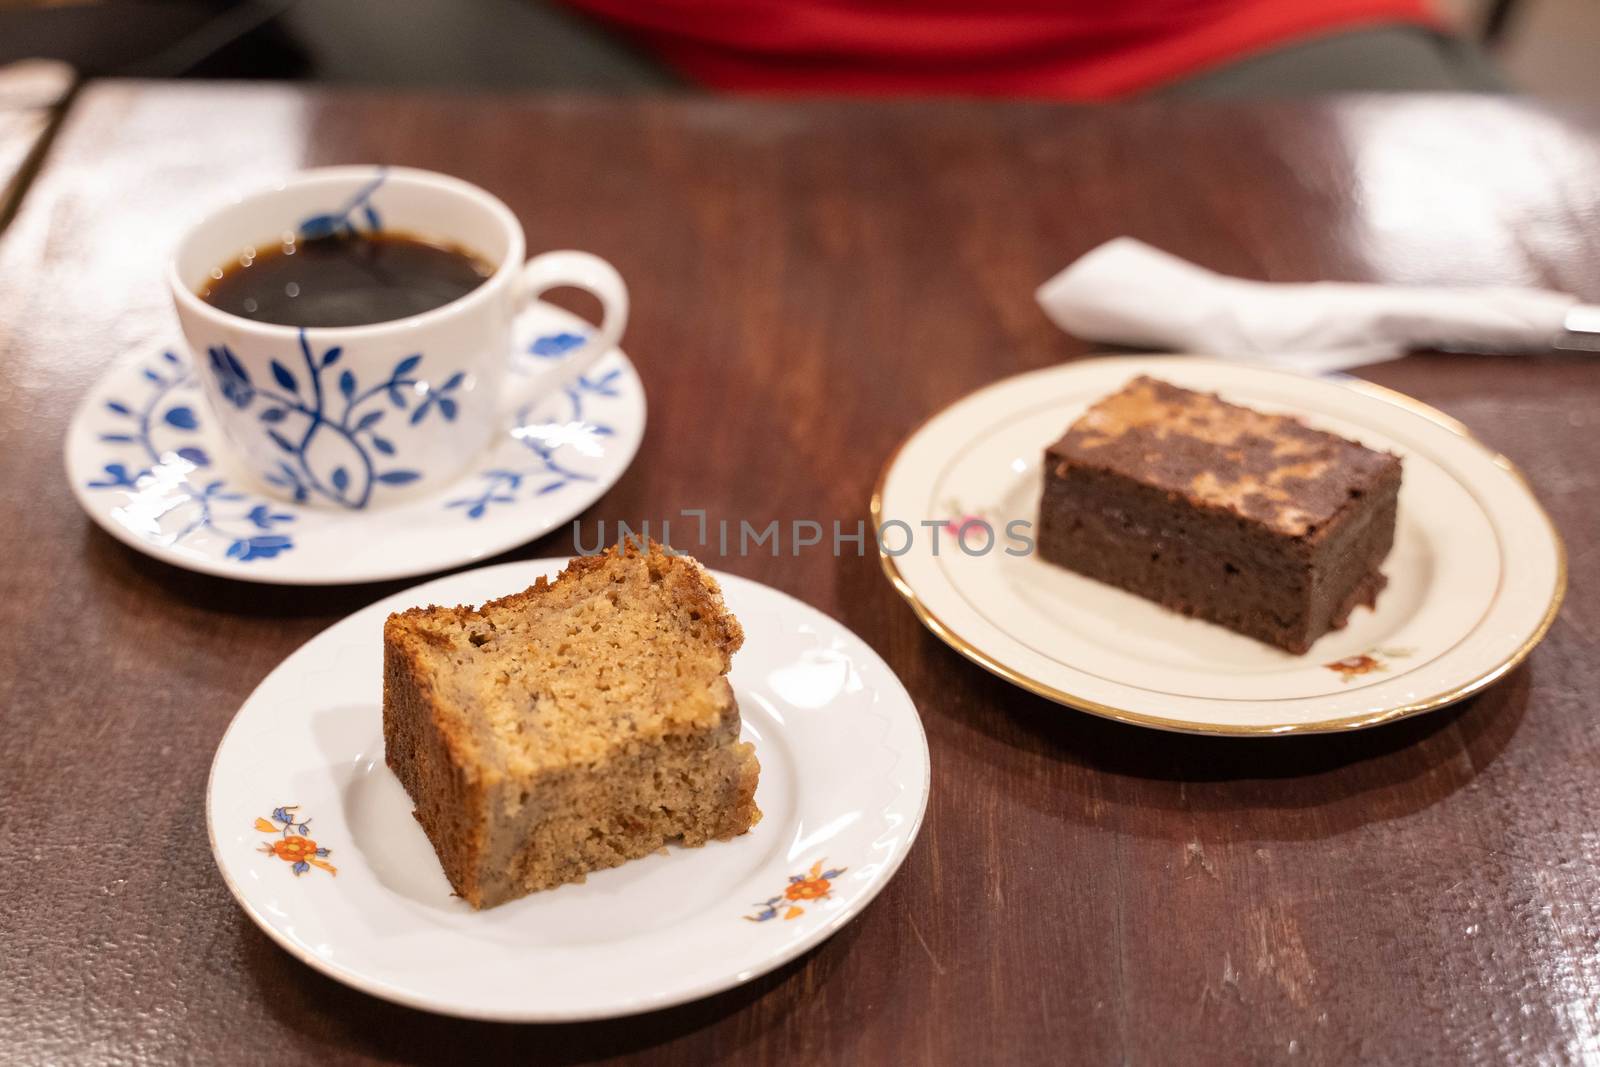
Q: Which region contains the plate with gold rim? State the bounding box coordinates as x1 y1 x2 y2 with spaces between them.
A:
206 559 929 1021
872 356 1564 736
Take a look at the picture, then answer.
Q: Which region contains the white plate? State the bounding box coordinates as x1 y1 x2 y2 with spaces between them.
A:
873 356 1565 736
66 303 644 584
206 560 929 1021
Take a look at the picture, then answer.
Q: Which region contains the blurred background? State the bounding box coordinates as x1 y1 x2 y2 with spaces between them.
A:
2 0 1594 225
0 0 1594 98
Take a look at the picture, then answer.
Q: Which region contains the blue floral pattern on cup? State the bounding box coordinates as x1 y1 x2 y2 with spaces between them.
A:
203 329 459 510
296 169 386 241
86 350 299 562
529 331 586 358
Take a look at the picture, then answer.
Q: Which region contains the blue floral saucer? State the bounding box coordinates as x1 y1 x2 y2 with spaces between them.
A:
65 303 645 584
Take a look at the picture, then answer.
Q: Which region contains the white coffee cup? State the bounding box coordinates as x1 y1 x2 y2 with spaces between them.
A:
169 165 628 509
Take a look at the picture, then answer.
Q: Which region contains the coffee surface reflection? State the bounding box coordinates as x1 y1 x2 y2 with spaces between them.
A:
199 232 493 328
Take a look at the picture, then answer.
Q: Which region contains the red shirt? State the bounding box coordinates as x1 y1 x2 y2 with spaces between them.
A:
565 0 1440 99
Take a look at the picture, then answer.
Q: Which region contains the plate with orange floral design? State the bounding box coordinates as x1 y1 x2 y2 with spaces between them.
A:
206 559 929 1021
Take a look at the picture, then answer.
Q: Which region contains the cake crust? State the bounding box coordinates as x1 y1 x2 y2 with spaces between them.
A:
1038 376 1401 654
1049 376 1397 537
383 541 760 908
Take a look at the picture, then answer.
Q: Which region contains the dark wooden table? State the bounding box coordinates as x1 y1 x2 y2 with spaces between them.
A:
2 82 1596 1065
0 59 73 229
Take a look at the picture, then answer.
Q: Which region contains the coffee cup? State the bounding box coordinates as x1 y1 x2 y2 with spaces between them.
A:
169 165 627 509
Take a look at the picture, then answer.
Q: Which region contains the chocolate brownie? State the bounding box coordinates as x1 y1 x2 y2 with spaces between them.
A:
1037 376 1401 654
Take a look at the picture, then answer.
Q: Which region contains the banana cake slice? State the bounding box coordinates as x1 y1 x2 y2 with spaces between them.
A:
383 541 761 909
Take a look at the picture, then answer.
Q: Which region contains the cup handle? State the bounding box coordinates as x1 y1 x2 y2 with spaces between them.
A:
503 250 629 413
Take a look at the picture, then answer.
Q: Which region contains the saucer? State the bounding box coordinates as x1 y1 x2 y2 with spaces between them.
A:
65 302 644 584
206 559 930 1021
873 356 1565 736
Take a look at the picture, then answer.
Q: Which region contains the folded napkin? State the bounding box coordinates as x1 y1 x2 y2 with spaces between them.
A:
1036 238 1579 373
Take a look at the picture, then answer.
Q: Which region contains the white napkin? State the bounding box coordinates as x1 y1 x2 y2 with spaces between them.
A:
1036 238 1578 373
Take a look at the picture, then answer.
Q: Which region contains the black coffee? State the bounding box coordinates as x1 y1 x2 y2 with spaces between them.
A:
198 232 493 327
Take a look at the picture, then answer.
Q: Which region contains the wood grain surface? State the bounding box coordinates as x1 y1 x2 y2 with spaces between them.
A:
0 59 73 230
1 82 1596 1066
